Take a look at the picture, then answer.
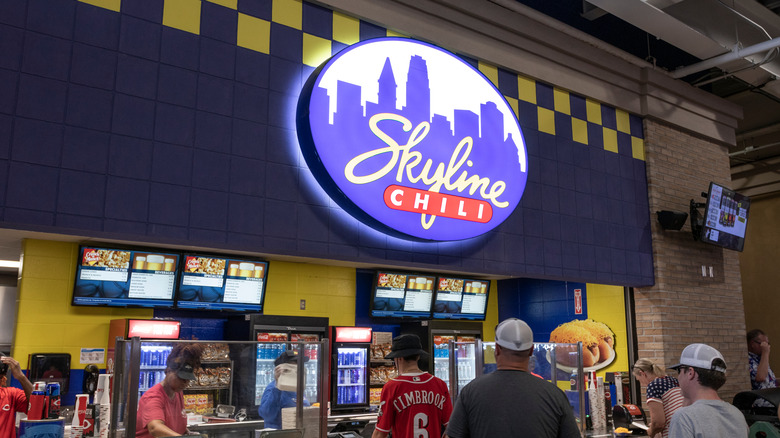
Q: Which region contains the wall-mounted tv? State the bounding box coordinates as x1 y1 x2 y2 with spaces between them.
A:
369 271 435 319
432 277 490 320
72 246 180 308
176 254 268 312
698 182 750 251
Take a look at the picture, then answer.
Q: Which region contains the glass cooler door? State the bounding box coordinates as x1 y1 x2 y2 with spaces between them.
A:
255 332 288 405
333 345 368 409
432 335 454 391
454 338 477 394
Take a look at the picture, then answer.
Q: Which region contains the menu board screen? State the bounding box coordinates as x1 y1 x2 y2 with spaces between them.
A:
432 277 489 320
370 271 435 318
72 246 179 308
176 254 268 312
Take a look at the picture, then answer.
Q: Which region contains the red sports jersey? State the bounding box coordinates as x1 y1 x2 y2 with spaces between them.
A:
375 372 452 438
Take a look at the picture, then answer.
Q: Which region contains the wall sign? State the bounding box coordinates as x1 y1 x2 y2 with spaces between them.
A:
297 38 528 241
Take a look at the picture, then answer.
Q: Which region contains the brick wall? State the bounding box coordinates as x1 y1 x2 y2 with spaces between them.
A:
636 119 749 402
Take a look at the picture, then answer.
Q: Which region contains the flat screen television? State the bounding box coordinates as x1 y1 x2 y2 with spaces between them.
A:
432 277 490 320
698 182 750 251
72 246 179 308
369 271 435 318
176 254 268 312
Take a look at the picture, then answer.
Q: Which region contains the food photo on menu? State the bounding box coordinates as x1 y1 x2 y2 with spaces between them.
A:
177 255 267 310
432 277 488 316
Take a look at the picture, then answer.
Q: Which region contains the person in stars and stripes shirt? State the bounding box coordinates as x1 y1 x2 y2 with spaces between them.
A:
633 358 685 438
372 334 452 438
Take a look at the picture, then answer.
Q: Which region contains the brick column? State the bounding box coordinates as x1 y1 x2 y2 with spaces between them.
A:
636 119 749 402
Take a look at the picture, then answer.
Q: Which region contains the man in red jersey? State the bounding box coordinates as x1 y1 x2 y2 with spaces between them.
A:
373 334 452 438
0 355 33 438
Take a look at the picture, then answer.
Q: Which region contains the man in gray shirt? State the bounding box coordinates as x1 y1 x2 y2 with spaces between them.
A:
444 318 580 438
668 343 748 438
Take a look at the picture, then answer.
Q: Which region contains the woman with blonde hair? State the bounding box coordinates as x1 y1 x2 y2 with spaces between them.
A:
633 358 684 438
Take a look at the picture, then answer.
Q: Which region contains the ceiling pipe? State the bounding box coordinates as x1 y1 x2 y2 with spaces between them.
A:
671 37 780 78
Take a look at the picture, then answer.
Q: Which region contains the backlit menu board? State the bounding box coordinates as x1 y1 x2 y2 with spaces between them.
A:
176 254 268 312
72 246 179 308
370 271 435 318
432 277 489 320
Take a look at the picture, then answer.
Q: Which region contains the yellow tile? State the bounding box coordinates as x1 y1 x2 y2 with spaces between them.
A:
572 117 588 144
333 12 359 45
206 0 237 9
616 109 631 133
518 75 536 104
238 13 270 54
631 136 646 161
603 127 618 153
23 239 76 258
505 96 519 120
272 0 302 30
163 0 201 35
22 255 73 280
478 62 499 87
18 278 70 301
553 88 570 115
79 0 121 12
586 99 602 125
386 30 406 38
538 107 555 135
303 33 331 67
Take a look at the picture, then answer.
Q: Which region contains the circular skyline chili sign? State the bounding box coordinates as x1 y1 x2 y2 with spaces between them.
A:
296 38 528 241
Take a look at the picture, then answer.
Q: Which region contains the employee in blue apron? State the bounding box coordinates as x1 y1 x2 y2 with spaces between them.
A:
258 351 310 429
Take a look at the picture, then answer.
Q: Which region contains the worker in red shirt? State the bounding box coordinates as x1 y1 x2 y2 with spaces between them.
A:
0 355 33 438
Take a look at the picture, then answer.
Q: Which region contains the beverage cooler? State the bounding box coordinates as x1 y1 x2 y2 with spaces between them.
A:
330 326 372 413
225 314 328 418
402 321 483 399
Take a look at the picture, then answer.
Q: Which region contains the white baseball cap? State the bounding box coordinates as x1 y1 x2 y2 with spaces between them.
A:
495 318 534 351
669 343 727 373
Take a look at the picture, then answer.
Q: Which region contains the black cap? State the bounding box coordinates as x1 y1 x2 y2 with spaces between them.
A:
385 334 429 359
274 350 310 367
171 362 197 380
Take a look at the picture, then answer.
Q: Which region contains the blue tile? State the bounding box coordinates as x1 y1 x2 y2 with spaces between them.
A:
269 56 301 93
152 142 192 185
228 193 264 234
604 150 620 176
601 105 617 130
237 0 271 20
22 32 72 80
570 94 586 120
270 23 301 63
264 199 297 238
116 54 158 99
609 224 626 249
617 131 632 156
591 196 609 222
297 204 330 241
359 21 385 41
236 48 270 87
105 176 149 221
233 83 268 123
0 115 10 159
112 94 156 138
194 111 231 153
6 162 59 210
109 134 153 179
230 156 265 196
147 223 188 240
556 137 575 166
539 158 557 186
66 84 114 131
232 119 266 159
121 0 163 22
160 27 199 70
518 101 538 132
558 188 577 216
27 0 75 39
521 182 541 209
574 166 591 194
104 218 148 235
302 2 332 39
119 15 160 61
611 249 627 274
190 188 228 230
75 2 120 50
148 183 190 225
536 82 554 110
554 112 572 140
157 64 197 107
154 104 195 146
56 214 104 230
587 122 603 149
557 162 576 190
265 126 296 165
496 68 518 98
619 154 635 179
0 2 26 26
542 211 561 240
200 38 235 79
0 25 24 70
201 2 237 44
70 43 117 90
629 114 644 138
57 170 106 216
267 90 296 129
575 193 593 221
62 127 109 173
538 132 556 160
5 208 54 226
12 118 62 166
197 74 234 116
522 209 542 237
578 244 596 271
265 162 298 201
192 150 230 191
605 174 621 200
16 74 67 122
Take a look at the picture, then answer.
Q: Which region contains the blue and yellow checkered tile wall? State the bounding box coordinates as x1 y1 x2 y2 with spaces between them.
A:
77 0 645 161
